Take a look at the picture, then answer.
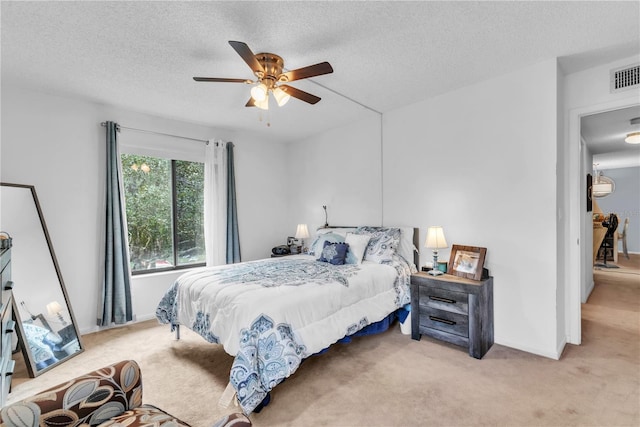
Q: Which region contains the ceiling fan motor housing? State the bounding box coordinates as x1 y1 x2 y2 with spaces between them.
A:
255 53 285 88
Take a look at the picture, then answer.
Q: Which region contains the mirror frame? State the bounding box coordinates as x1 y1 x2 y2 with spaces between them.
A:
1 182 83 377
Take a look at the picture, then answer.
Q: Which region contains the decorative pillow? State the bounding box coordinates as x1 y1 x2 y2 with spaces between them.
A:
317 241 349 265
356 226 401 263
344 233 371 264
309 232 344 256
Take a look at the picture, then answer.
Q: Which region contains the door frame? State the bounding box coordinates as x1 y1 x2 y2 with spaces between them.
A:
567 96 639 345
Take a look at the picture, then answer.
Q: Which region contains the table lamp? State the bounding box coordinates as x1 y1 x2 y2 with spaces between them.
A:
295 224 310 253
47 300 68 326
425 226 448 276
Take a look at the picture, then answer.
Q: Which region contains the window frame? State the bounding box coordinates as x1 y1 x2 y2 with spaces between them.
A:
119 131 208 276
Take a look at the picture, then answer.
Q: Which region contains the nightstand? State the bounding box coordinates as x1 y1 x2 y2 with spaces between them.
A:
410 272 493 359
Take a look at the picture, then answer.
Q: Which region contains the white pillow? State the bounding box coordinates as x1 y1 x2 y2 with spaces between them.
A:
345 233 371 264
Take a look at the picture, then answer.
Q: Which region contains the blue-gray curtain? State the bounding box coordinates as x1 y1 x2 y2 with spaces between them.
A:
226 142 241 263
100 121 133 326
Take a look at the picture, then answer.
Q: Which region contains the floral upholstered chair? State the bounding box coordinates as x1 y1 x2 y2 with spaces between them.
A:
1 359 252 427
1 359 190 427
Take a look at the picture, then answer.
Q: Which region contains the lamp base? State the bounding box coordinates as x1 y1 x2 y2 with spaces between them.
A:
428 269 444 276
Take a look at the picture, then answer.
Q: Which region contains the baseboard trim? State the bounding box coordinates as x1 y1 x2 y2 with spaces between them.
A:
584 278 595 304
494 338 562 360
81 314 146 336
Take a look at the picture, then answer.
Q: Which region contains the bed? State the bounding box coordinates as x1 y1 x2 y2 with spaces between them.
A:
156 226 418 414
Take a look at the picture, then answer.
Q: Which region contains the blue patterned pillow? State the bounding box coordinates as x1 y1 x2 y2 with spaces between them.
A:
317 241 349 265
356 226 401 263
309 232 344 256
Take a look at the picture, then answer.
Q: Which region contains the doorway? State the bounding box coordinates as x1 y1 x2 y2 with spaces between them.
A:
568 100 640 345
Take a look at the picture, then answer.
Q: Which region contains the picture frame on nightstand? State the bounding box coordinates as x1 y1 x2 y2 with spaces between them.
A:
448 244 487 281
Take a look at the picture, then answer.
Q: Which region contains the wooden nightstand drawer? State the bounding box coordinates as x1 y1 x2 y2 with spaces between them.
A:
420 307 469 337
411 272 493 359
419 286 468 316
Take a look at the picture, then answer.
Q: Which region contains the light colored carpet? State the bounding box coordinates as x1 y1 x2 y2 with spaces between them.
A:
7 254 640 426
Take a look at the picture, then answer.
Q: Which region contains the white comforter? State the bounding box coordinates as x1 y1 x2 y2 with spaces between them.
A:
156 254 410 413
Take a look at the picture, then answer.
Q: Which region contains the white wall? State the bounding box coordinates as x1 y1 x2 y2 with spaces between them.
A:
286 113 383 233
384 59 560 358
1 86 289 334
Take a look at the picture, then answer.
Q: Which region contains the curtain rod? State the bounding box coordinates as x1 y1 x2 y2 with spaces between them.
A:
100 122 208 143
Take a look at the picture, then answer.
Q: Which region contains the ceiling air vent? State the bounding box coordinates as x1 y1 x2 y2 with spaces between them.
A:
610 64 639 93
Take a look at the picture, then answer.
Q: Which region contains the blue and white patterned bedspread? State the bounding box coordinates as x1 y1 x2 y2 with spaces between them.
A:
156 255 411 414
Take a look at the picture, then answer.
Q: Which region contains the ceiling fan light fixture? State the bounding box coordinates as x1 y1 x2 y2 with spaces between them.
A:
254 96 269 110
250 83 268 102
624 131 640 144
193 41 333 109
272 87 291 107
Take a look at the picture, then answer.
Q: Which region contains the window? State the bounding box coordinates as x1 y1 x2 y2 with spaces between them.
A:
121 154 205 274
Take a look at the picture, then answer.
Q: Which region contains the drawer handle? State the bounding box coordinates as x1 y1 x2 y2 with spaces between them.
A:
4 360 15 377
6 320 15 333
429 295 455 304
3 281 13 291
429 315 456 326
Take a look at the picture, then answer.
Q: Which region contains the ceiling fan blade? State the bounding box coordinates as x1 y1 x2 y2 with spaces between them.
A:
193 77 249 83
280 85 321 104
245 98 256 107
229 41 265 75
280 62 333 82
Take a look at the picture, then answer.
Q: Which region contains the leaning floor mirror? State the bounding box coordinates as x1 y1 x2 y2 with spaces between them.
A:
0 183 83 377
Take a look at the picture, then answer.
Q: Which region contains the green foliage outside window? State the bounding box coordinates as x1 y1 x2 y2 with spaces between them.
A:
121 154 205 272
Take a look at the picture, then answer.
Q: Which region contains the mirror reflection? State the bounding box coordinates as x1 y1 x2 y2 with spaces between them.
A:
0 183 83 377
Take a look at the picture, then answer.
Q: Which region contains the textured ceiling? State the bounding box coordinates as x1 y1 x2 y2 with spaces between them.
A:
2 1 639 146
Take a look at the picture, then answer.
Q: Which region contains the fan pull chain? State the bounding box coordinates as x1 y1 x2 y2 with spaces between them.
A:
258 111 271 127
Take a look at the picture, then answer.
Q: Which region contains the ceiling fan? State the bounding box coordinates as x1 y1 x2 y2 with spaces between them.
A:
193 41 334 110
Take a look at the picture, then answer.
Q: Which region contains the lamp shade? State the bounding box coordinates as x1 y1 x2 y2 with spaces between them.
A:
46 301 64 316
295 224 310 239
250 83 268 101
254 96 269 110
425 226 448 249
272 87 291 106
